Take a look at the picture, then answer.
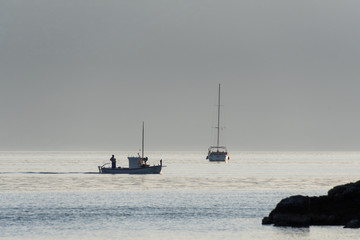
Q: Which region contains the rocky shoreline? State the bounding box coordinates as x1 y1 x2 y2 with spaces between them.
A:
262 180 360 228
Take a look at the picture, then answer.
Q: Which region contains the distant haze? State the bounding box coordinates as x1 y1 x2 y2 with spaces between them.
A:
1 1 360 151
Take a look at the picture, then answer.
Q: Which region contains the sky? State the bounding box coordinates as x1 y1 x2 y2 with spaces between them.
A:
1 0 360 151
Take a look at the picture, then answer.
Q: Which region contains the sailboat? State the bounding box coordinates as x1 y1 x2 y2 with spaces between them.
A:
98 122 163 174
206 84 229 162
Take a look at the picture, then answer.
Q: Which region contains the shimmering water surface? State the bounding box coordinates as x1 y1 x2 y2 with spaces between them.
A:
1 151 360 239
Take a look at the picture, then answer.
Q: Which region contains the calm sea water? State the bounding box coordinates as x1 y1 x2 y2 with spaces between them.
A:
1 151 360 239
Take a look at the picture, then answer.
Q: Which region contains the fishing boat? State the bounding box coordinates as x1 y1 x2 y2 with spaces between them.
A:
206 84 229 162
98 122 163 174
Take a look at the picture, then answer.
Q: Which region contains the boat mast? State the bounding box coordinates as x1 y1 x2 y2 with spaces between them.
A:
217 84 220 150
142 121 144 159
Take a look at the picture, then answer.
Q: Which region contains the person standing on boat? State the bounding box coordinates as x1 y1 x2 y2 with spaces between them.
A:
110 155 116 168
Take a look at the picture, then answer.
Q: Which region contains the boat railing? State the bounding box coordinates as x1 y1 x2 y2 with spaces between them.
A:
208 146 228 151
100 163 110 168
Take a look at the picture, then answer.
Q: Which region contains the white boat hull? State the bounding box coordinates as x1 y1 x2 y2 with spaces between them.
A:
99 165 162 174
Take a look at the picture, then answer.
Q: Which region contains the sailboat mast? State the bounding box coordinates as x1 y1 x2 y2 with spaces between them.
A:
142 121 144 159
217 84 221 150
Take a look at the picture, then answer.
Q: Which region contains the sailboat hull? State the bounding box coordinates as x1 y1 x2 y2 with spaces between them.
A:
207 153 229 162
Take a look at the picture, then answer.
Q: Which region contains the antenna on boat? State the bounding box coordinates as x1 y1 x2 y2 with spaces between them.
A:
217 84 221 150
142 121 145 159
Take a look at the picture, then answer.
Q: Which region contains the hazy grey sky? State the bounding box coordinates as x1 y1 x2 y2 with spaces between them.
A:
1 0 360 151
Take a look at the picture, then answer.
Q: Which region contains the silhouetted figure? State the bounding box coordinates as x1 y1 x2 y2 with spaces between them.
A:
110 155 116 168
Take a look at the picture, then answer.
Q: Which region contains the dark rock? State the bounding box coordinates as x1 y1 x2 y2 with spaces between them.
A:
266 195 311 227
262 180 360 228
275 195 310 214
328 181 360 201
344 219 360 228
262 217 271 225
273 213 310 227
